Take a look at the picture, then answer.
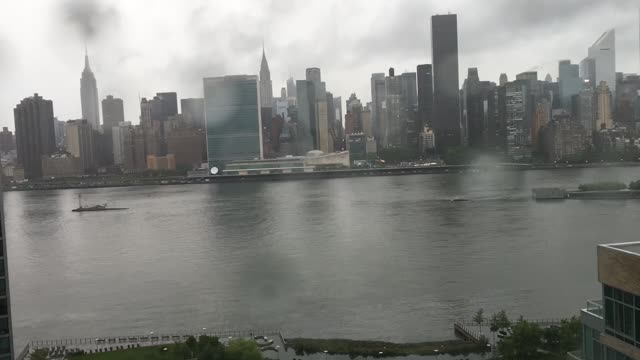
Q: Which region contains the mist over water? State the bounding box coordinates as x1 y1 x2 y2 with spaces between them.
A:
5 167 640 348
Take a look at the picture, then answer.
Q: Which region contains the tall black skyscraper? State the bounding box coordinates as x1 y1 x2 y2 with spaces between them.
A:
14 94 56 179
417 64 433 130
156 92 178 120
431 14 461 151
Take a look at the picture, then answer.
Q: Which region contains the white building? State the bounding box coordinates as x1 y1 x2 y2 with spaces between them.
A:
587 30 616 95
112 122 132 166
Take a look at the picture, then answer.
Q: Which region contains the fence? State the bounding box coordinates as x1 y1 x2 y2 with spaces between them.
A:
15 344 29 360
31 329 281 348
456 318 564 328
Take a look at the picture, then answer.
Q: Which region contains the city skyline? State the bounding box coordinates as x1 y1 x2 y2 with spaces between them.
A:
0 1 639 131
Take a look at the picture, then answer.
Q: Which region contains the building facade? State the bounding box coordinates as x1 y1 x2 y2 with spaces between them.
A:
41 154 81 178
0 187 14 360
64 119 95 173
101 95 125 130
0 128 14 154
13 94 56 179
181 98 205 129
431 14 461 151
204 75 263 170
371 73 386 148
578 86 596 131
587 30 616 96
80 53 100 129
576 242 640 360
417 64 433 131
112 122 132 166
596 81 614 130
559 60 583 112
505 81 532 160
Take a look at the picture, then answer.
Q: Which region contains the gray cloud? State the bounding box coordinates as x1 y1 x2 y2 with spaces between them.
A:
60 0 120 41
1 0 639 130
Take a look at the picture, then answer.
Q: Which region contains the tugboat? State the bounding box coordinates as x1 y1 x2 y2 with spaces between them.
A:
72 194 128 212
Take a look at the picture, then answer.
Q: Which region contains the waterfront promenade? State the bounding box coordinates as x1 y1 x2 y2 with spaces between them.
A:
6 162 640 192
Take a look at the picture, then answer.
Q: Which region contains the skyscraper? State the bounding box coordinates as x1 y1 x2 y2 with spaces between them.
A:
14 94 56 179
203 75 262 169
587 30 616 95
156 92 178 120
505 81 531 160
65 119 95 173
0 128 15 154
431 14 461 151
463 69 496 148
286 77 297 105
578 85 596 130
112 122 132 166
102 95 125 129
80 51 100 129
370 73 386 145
181 98 205 129
296 80 316 152
417 64 433 130
499 73 508 87
259 47 273 109
303 68 329 153
333 96 343 125
580 57 596 87
596 81 613 130
558 60 582 112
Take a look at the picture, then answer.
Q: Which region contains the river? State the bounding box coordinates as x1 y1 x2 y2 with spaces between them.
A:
5 167 640 349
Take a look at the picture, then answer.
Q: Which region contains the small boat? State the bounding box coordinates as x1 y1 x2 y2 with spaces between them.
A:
72 194 128 212
451 197 470 202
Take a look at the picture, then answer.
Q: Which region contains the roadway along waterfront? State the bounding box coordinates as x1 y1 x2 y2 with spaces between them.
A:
6 162 640 191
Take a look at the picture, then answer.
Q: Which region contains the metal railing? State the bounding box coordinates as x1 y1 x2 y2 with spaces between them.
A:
30 329 281 348
456 318 564 327
584 299 603 317
15 344 29 360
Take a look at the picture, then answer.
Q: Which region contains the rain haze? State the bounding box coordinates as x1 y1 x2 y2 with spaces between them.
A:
0 0 639 129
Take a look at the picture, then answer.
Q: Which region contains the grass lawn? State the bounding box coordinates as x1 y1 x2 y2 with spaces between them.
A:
286 338 487 357
68 344 182 360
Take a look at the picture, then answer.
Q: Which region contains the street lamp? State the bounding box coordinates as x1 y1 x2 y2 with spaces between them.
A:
202 328 207 335
275 346 280 360
150 332 154 344
378 352 383 357
324 349 328 360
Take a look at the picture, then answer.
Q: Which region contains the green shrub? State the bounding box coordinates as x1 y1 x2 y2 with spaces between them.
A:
578 181 627 191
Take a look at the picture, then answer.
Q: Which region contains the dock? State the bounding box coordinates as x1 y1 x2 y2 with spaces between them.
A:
453 322 487 344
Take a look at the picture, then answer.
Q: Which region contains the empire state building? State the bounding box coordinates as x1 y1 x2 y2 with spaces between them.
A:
80 51 100 129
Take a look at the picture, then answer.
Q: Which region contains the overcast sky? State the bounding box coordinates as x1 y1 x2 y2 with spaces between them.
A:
1 0 639 131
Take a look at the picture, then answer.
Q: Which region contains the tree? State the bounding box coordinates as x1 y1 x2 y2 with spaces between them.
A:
186 336 198 353
489 313 500 347
498 321 544 360
31 349 48 360
473 308 485 333
556 317 581 354
496 309 511 330
173 343 193 360
225 339 263 360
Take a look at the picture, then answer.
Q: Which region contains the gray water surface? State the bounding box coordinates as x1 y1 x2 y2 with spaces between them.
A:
5 168 640 348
